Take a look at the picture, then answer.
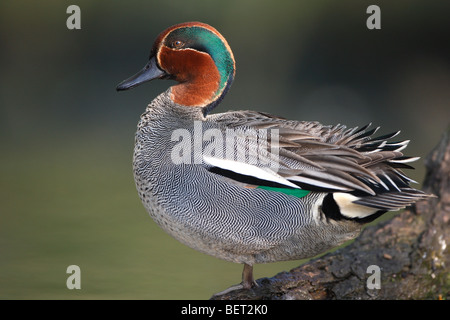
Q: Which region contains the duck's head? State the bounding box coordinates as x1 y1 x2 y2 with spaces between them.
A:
117 22 235 114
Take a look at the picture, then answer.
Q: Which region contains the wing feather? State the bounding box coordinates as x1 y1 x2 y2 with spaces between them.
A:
205 111 425 201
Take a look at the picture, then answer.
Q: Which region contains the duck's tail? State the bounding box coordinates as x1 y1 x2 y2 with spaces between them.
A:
323 125 434 222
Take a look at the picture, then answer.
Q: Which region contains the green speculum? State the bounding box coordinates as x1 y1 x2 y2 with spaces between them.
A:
257 186 311 199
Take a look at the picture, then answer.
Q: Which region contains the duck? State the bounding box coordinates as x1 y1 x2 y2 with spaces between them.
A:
116 21 431 293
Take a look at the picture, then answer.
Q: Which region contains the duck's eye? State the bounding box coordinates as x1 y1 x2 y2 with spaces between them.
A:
172 40 185 49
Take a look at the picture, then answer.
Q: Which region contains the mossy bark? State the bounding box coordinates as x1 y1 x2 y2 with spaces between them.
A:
212 128 449 300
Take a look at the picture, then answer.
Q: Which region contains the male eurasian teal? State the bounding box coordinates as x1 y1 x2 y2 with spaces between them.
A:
117 22 430 292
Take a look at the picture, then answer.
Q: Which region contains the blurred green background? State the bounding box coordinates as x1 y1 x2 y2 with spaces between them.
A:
1 0 449 299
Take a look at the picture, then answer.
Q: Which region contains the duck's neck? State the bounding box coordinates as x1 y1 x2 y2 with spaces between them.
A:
168 56 234 114
141 90 206 128
169 71 234 115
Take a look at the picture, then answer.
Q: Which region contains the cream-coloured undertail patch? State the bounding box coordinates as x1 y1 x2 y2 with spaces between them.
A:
333 193 378 219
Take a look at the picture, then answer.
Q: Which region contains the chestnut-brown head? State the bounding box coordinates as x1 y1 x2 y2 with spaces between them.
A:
117 22 235 114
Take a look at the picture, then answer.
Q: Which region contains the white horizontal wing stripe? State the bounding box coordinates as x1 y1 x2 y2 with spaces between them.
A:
203 156 300 189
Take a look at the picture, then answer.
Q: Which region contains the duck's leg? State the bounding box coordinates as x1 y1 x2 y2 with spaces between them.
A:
242 263 255 289
212 263 256 296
